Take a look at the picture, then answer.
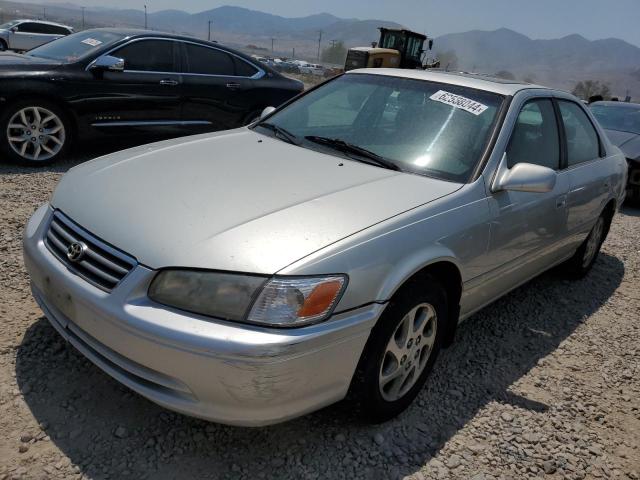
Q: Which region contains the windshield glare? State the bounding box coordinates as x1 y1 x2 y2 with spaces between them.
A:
257 74 504 182
590 104 640 135
26 30 124 62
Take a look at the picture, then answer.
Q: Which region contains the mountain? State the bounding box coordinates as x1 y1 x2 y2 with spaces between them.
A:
434 28 640 98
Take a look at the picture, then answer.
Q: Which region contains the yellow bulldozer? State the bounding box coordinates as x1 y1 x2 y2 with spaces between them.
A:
344 27 437 71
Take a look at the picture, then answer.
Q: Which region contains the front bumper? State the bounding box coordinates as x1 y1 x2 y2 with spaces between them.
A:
23 206 381 426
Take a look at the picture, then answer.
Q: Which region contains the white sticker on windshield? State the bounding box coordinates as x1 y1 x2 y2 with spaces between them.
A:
81 38 103 47
429 90 488 116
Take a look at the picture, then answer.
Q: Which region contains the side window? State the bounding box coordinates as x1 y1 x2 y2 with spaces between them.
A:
114 40 177 72
558 100 601 166
507 99 560 170
234 57 258 77
50 25 71 35
17 23 39 33
184 43 235 76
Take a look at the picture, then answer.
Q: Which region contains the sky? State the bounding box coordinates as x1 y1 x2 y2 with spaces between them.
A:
38 0 640 46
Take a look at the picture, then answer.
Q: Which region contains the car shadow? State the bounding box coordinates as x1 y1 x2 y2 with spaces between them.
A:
15 252 624 480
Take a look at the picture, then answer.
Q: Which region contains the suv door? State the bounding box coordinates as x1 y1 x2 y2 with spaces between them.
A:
84 39 183 130
180 42 262 130
557 99 611 246
484 98 570 296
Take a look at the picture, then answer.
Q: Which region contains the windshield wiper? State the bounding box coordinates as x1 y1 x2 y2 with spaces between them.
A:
304 136 400 171
257 122 300 145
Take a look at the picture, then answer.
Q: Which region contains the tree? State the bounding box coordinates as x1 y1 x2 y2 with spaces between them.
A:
321 41 347 65
434 50 458 71
494 70 516 80
572 80 611 101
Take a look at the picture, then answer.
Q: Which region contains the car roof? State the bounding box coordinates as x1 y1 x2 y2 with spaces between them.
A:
14 19 72 29
590 101 640 108
346 68 548 96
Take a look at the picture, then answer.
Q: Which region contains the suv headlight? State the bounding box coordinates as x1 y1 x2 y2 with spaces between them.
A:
148 270 347 327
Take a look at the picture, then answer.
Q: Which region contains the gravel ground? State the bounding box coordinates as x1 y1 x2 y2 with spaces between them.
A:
1 142 639 480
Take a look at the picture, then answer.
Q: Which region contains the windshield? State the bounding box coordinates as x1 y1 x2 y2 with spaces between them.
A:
255 74 504 182
0 21 20 30
26 30 124 62
590 103 640 135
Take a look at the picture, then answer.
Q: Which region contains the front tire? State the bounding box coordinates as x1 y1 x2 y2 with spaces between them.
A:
0 100 71 166
350 275 447 423
0 40 7 52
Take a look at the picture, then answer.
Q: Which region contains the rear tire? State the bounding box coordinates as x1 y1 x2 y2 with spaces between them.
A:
0 99 71 166
349 275 447 423
562 213 608 278
0 40 7 52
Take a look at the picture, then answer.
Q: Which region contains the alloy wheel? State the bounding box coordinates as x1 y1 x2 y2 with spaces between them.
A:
582 217 604 268
378 303 438 402
6 106 66 162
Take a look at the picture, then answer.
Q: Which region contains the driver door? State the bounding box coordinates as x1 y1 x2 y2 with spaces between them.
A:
82 39 183 130
481 97 570 303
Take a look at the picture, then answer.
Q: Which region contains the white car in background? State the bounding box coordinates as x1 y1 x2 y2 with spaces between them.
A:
0 20 73 52
299 63 325 75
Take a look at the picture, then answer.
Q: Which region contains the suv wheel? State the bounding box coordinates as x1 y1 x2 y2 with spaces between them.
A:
350 275 447 423
1 101 71 166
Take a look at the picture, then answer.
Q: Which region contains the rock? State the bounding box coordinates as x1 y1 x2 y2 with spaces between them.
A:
542 460 556 474
19 433 33 443
335 433 346 442
500 412 514 422
114 426 128 439
446 455 462 468
18 444 29 453
374 433 384 446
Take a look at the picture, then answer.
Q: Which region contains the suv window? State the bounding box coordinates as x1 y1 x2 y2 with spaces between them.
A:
114 40 177 72
184 43 235 76
507 99 560 170
558 100 601 166
16 22 39 33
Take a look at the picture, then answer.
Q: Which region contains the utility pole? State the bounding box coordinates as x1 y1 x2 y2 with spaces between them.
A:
43 7 46 19
208 20 212 41
317 30 323 62
81 7 85 29
144 4 147 30
271 37 275 52
292 47 295 59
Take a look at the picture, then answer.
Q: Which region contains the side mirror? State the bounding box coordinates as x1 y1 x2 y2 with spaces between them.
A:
10 27 18 33
260 106 276 120
89 55 125 72
492 154 557 193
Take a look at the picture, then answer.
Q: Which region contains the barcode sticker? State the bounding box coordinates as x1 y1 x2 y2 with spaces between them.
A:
429 90 488 116
81 38 103 47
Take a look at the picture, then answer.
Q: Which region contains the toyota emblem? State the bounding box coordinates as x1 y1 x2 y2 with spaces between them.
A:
66 242 87 262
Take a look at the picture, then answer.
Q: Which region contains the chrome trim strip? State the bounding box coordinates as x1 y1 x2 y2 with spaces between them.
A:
85 36 265 80
91 120 212 127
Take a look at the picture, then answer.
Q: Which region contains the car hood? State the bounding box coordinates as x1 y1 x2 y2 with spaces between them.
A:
0 51 63 69
51 129 462 273
604 129 640 162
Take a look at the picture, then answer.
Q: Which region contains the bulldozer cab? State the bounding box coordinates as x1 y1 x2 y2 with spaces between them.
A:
378 28 428 69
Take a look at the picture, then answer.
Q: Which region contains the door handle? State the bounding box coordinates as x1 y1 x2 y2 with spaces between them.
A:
556 195 567 209
159 79 179 86
226 83 241 89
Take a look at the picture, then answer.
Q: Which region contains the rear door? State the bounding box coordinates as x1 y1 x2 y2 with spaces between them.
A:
85 38 183 128
557 99 611 245
180 42 263 130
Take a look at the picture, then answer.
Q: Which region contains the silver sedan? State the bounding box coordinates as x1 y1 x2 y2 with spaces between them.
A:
23 69 627 426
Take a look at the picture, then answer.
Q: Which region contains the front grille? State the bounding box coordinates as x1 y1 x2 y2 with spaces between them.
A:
44 211 137 292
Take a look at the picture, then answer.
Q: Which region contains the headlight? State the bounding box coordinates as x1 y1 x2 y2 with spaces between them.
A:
148 270 266 321
148 270 347 327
